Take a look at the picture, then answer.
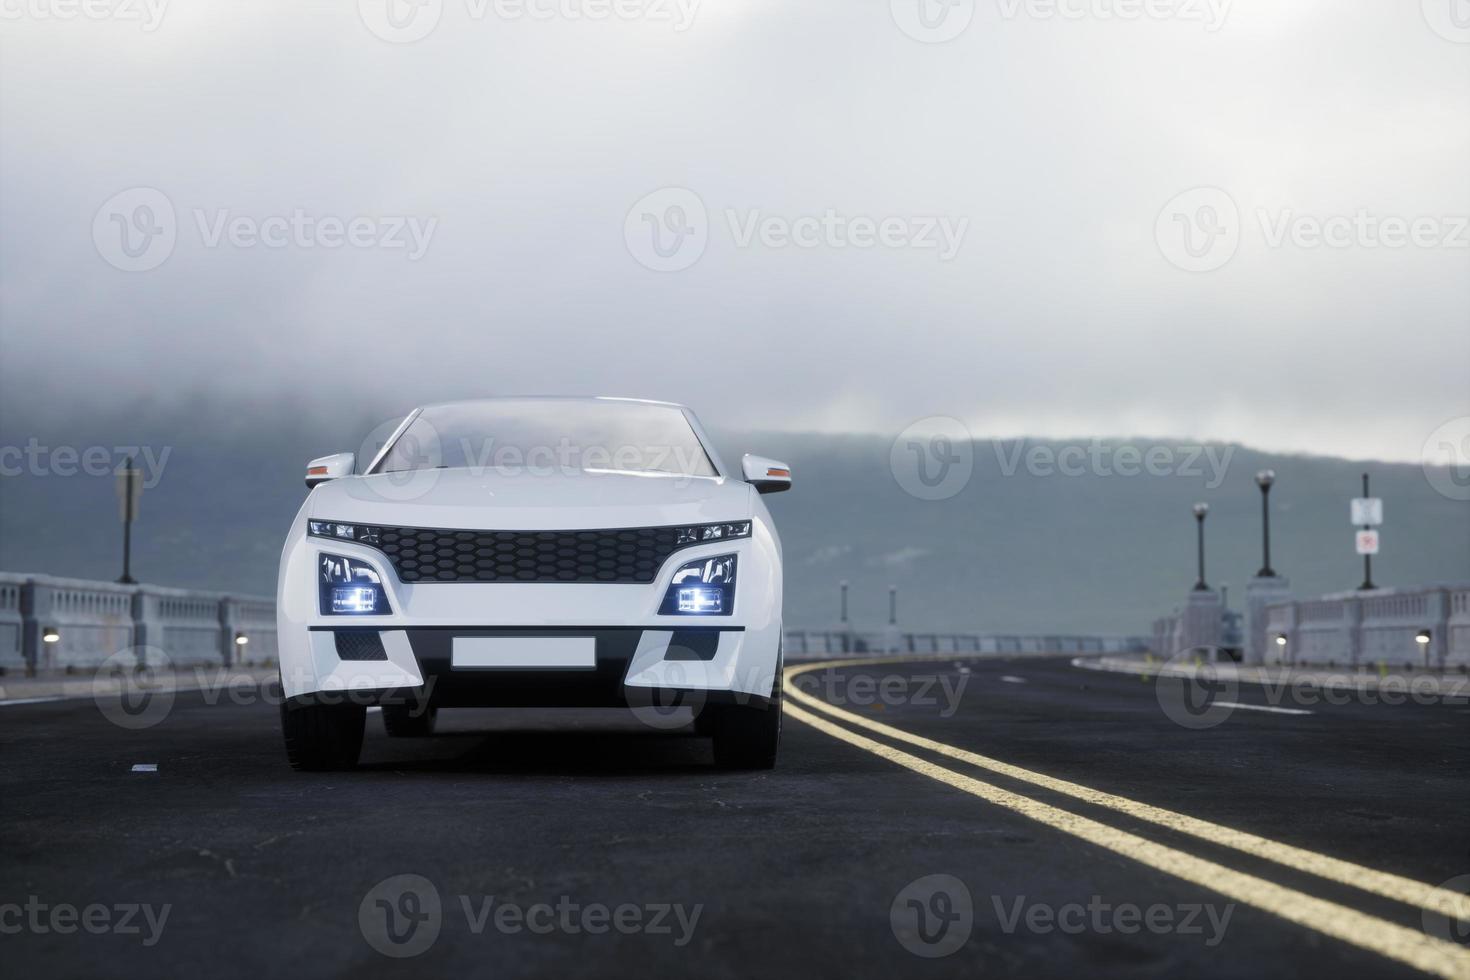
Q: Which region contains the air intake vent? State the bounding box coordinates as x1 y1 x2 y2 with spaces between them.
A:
334 630 388 661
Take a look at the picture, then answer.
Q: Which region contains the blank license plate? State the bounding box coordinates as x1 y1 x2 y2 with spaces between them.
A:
450 636 596 669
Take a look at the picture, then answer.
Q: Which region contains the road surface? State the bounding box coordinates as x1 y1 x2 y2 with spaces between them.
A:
2 655 1467 978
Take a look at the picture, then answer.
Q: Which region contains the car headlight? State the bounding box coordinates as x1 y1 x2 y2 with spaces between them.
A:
319 553 391 615
308 520 381 546
659 554 736 616
673 521 751 545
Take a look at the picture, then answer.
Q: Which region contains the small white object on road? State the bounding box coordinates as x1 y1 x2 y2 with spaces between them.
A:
366 706 382 713
131 764 158 773
1000 675 1027 684
1214 702 1312 716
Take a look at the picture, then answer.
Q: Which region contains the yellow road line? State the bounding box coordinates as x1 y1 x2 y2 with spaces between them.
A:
785 699 1470 980
784 656 1470 927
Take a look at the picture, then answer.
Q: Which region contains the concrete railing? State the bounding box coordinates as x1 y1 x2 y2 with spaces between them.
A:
1264 584 1469 670
0 572 26 673
782 629 1148 659
3 572 276 675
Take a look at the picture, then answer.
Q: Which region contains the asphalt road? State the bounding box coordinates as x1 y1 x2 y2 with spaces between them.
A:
2 655 1468 978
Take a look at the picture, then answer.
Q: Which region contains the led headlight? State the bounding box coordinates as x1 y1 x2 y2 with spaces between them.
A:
659 554 736 616
319 553 391 615
308 521 382 546
674 521 751 546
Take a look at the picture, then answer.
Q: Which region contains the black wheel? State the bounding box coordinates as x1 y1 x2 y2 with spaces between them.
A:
382 704 438 737
711 683 782 770
693 706 718 737
280 700 365 771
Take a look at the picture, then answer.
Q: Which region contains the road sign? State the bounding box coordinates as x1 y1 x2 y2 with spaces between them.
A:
116 467 143 522
1350 497 1382 526
1355 529 1380 556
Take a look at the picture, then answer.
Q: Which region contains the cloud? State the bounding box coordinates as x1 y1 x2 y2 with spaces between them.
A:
1 0 1466 462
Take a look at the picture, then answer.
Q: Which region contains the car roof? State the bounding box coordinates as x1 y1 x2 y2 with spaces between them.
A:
414 395 688 412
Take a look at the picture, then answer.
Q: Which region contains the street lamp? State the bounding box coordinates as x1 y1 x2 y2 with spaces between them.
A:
839 580 849 625
888 585 897 626
1416 629 1432 668
234 632 250 647
1255 470 1276 577
42 627 60 644
1192 502 1210 591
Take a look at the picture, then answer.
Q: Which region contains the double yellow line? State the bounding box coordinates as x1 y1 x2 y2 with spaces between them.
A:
783 656 1470 979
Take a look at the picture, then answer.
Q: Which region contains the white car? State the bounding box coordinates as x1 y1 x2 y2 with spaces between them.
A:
275 397 790 771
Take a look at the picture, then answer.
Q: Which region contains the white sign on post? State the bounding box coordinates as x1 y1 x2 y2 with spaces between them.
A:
1355 529 1380 556
116 468 143 522
1350 497 1383 526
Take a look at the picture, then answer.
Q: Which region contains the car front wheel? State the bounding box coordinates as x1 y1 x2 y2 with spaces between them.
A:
710 689 781 770
281 701 365 771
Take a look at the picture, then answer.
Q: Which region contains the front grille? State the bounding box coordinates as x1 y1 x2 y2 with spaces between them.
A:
372 525 691 584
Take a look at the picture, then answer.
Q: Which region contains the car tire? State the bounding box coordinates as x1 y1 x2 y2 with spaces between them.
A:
692 706 718 737
711 684 781 770
382 704 437 737
281 700 365 771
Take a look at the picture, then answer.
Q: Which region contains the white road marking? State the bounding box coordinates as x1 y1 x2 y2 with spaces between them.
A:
1214 701 1313 716
131 764 158 773
1000 675 1027 684
366 706 382 713
0 696 67 707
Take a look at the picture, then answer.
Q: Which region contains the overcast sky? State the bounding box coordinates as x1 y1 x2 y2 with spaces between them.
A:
1 0 1467 462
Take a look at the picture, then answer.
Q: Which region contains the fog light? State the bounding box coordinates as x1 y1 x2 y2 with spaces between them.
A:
319 554 391 615
677 586 724 614
659 554 736 616
332 586 384 614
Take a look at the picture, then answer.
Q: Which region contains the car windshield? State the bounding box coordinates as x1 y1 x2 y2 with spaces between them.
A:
372 400 718 478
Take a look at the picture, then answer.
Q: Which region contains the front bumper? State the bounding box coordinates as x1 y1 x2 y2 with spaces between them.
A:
282 624 779 708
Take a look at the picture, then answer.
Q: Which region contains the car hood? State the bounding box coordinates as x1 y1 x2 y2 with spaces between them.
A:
307 467 754 530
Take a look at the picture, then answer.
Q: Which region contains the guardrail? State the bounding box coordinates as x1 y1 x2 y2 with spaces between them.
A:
0 570 1148 675
2 573 276 675
781 630 1148 660
1264 584 1470 670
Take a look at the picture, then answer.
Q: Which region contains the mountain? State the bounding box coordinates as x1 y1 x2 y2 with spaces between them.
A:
1 402 1465 634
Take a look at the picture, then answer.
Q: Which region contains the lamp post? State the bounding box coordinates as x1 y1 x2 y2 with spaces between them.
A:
888 585 897 626
1255 470 1276 577
839 580 849 626
1358 472 1376 591
1192 502 1210 591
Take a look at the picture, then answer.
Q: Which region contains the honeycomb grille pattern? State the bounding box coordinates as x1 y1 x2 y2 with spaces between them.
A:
334 630 387 661
373 525 689 584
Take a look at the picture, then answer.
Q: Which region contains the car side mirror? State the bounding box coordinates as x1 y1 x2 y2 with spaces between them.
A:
742 454 791 494
305 452 355 489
